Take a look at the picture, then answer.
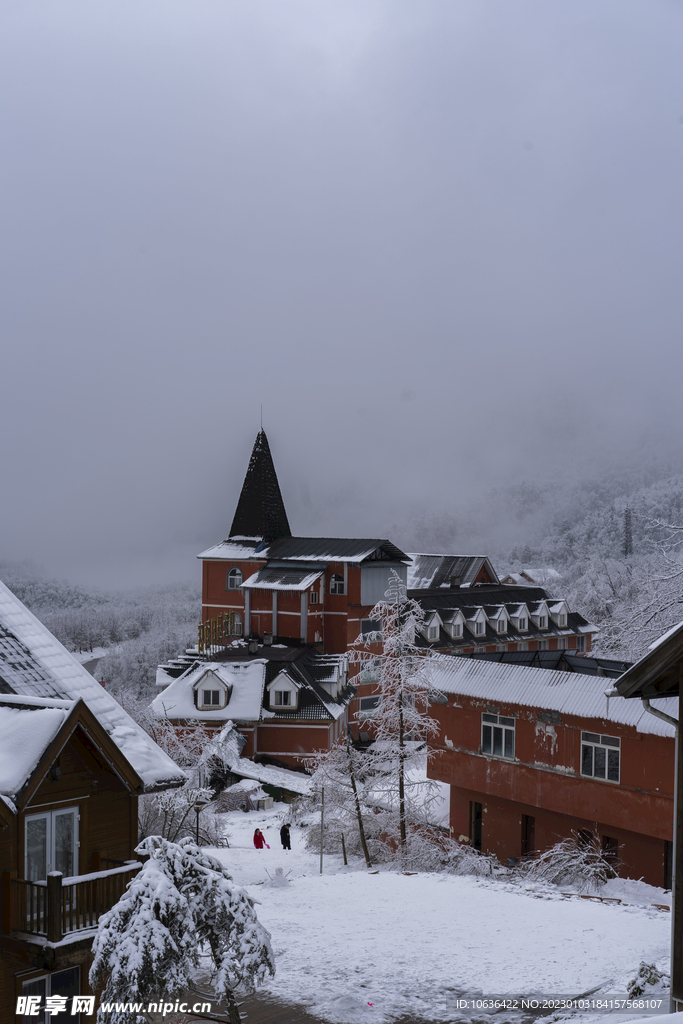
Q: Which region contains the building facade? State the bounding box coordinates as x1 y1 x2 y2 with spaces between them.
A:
425 655 675 888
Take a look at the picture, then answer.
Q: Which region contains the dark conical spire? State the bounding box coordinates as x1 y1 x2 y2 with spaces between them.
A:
229 431 291 543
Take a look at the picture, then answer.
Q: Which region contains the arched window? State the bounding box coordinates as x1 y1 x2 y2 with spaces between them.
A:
330 573 345 595
226 567 243 590
232 612 243 636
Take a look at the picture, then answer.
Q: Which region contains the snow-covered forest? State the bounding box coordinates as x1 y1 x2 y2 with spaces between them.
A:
0 559 199 701
5 463 683 698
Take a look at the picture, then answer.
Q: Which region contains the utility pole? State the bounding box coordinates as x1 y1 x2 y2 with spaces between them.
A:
319 786 325 875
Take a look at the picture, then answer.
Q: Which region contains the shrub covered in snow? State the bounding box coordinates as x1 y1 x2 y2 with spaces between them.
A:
90 836 274 1024
516 833 617 893
627 961 669 999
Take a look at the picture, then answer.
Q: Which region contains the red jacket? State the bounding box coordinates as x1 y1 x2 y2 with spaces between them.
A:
253 831 265 849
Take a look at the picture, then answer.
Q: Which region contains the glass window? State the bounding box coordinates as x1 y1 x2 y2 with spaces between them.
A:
558 613 567 627
232 612 243 636
518 618 527 631
538 639 549 650
273 690 292 706
576 635 586 652
452 622 462 638
226 567 243 590
497 618 506 633
330 574 345 595
427 625 439 640
581 733 620 782
475 621 484 635
25 809 78 881
360 695 379 711
481 713 515 759
309 592 319 604
538 616 547 629
361 619 381 636
202 689 220 706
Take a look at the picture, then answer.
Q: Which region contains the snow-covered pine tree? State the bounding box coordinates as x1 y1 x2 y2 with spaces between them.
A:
350 570 442 864
90 836 274 1024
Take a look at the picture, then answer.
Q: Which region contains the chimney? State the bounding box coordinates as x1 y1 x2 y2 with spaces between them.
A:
450 576 461 588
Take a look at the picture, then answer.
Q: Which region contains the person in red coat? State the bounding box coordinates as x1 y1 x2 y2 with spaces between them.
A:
253 828 267 849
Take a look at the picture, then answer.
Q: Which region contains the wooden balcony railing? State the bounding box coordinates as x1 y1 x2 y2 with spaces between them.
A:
2 861 141 942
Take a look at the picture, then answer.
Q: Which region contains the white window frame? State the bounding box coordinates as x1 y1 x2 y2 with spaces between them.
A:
481 713 515 759
581 732 620 783
226 567 243 591
330 574 345 595
474 621 485 636
557 613 567 627
24 807 79 881
537 616 547 629
309 591 319 605
497 617 507 633
575 634 586 652
273 690 293 707
233 612 243 636
427 624 439 641
538 639 549 651
451 622 462 638
517 618 528 631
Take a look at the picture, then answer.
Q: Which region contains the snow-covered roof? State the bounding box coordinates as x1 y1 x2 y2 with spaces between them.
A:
430 655 677 737
197 539 263 561
0 580 186 792
241 567 324 591
407 554 499 590
153 660 267 721
199 537 408 564
0 702 71 800
228 758 312 795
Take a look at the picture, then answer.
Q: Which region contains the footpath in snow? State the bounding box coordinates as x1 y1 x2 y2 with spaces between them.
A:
208 805 671 1024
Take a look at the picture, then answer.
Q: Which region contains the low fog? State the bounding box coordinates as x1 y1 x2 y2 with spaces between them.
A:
1 1 682 586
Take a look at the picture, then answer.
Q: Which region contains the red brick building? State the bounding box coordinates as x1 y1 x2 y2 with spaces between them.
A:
426 655 675 887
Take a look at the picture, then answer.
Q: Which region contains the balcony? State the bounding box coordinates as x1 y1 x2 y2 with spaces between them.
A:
2 861 141 943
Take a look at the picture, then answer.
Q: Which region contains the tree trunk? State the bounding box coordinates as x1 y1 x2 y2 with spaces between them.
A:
398 697 407 857
347 738 373 868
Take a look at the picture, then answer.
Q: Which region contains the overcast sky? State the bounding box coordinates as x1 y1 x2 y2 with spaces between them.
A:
1 1 682 586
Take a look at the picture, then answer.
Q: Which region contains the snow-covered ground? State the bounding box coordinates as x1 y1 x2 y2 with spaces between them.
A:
207 804 671 1024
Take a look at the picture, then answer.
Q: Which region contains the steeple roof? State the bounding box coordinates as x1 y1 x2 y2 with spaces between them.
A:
229 431 291 543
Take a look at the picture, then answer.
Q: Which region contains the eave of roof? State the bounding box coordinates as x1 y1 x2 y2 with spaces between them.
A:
615 621 683 699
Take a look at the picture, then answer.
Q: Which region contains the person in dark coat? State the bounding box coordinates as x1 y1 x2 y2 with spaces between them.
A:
280 823 291 850
253 828 267 849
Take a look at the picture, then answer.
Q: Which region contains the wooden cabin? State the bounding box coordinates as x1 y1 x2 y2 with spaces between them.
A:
0 581 185 1020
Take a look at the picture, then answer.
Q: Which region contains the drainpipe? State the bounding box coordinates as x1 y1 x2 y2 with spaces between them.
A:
641 698 679 1013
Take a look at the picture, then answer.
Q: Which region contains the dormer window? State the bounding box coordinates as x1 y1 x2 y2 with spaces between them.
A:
268 671 299 711
557 614 567 627
497 617 507 633
330 574 345 595
427 625 439 641
475 621 485 636
227 567 243 590
538 616 547 629
195 676 230 710
451 623 462 638
518 618 527 631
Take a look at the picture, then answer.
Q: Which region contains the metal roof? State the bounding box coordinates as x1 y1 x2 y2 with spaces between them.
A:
262 537 409 563
241 567 324 591
407 554 499 590
429 655 676 737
